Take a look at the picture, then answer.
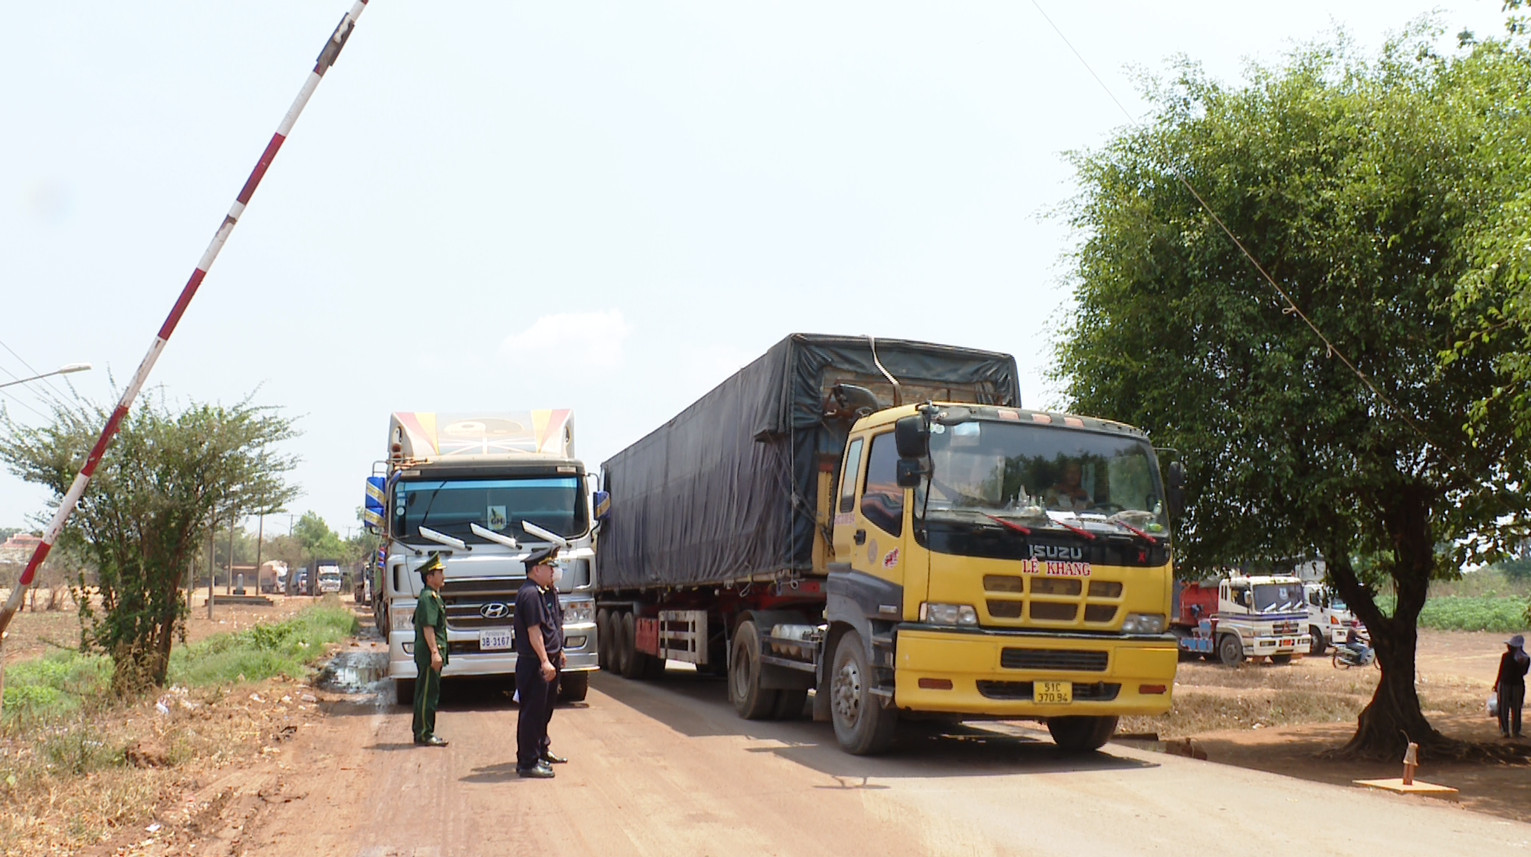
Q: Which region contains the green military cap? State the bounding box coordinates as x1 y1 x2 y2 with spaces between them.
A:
417 553 445 582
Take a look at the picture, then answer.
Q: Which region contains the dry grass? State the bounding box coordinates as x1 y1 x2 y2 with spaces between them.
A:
1121 655 1491 739
0 675 321 856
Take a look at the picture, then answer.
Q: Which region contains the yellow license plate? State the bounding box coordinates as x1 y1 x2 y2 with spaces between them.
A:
1035 681 1072 704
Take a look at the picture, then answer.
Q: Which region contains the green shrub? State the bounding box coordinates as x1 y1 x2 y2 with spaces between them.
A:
1376 594 1529 633
1 651 110 731
167 605 357 687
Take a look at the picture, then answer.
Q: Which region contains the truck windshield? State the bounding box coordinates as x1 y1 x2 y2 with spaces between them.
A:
392 476 586 542
918 419 1170 536
1251 581 1306 613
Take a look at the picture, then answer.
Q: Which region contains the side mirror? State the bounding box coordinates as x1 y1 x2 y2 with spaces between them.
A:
894 415 929 458
1165 461 1185 516
895 458 925 488
593 489 611 524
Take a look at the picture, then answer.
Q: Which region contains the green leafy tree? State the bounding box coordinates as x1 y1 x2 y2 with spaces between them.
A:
0 393 299 693
1057 26 1531 760
292 511 348 561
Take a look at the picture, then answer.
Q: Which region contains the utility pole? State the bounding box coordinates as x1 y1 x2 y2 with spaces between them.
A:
255 513 265 592
207 521 215 619
226 515 237 595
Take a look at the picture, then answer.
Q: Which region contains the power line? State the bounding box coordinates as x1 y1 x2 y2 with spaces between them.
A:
1028 0 1433 446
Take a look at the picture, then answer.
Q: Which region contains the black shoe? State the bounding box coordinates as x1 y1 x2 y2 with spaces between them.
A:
415 735 449 747
518 764 555 779
541 751 568 764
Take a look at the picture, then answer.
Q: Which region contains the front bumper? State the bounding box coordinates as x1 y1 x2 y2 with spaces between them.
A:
387 622 598 679
893 626 1177 717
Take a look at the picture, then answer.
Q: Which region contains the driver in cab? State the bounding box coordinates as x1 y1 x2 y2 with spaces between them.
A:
1047 461 1092 511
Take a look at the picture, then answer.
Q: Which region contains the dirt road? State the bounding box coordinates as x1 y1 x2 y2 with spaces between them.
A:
226 636 1530 857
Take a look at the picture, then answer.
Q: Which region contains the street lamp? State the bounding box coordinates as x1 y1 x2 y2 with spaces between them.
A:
0 363 92 391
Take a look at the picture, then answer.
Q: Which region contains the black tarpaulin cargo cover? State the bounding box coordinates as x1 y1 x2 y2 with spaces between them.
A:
596 333 1020 590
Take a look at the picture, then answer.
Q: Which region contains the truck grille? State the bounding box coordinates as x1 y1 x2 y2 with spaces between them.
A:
1000 648 1109 672
976 681 1121 701
440 577 520 631
984 575 1122 627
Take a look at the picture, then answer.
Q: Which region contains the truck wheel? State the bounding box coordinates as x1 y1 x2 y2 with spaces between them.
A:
595 609 612 671
1308 626 1325 656
729 620 781 719
1216 634 1243 666
1047 715 1118 752
618 612 646 679
830 630 898 755
559 670 589 703
393 678 414 707
609 611 631 677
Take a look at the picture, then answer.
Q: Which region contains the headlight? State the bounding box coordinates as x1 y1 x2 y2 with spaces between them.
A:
1122 613 1167 634
563 600 595 625
919 602 979 626
391 606 415 632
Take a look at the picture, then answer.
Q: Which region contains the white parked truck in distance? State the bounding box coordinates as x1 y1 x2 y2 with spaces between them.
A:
1171 574 1311 665
363 412 601 706
1302 582 1354 654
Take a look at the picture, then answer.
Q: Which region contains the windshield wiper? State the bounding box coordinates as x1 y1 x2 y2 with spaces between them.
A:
984 513 1032 535
1107 518 1157 546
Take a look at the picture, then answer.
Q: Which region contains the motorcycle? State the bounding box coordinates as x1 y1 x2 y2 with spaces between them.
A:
1332 629 1378 669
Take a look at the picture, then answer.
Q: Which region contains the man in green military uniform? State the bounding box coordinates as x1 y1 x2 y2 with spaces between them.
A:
413 553 450 746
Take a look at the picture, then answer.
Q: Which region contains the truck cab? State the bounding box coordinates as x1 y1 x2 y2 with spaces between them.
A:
823 402 1179 752
1303 582 1353 654
367 412 600 705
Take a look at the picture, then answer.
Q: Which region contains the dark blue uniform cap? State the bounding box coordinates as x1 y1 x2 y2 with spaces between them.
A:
523 545 559 571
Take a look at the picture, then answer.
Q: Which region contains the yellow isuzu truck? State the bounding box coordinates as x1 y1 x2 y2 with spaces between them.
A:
595 333 1181 755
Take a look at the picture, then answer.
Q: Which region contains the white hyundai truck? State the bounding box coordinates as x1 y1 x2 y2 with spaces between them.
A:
363 411 601 705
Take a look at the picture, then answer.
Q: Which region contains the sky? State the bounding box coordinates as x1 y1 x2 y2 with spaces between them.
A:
0 0 1516 539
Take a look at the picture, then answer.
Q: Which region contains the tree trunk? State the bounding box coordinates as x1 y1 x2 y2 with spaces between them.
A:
1333 484 1458 760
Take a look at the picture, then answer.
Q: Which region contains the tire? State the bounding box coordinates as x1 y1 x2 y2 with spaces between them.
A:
1332 650 1349 669
1047 715 1118 753
1308 626 1326 656
829 630 898 755
1216 634 1244 666
393 678 414 707
774 688 809 720
618 612 645 679
595 609 611 671
728 620 781 719
610 611 632 677
559 670 589 703
1270 654 1293 665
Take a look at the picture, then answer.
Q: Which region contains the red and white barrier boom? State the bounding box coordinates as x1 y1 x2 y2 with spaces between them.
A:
0 1 371 642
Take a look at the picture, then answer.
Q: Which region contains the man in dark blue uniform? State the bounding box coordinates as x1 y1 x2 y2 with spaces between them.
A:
513 545 565 778
412 553 449 746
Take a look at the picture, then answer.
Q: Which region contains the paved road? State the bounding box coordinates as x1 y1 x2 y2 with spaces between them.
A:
243 659 1531 857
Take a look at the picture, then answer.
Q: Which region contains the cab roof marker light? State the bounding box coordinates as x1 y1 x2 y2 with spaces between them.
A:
1064 417 1085 428
1032 414 1053 424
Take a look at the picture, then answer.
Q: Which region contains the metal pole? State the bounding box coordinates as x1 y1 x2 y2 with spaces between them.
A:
0 0 371 643
255 514 265 593
226 516 236 595
207 523 215 619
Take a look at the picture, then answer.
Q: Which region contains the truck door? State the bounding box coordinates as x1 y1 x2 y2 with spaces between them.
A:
833 431 916 603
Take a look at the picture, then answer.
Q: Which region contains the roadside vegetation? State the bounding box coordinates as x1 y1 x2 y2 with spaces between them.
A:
1374 567 1531 633
0 601 356 856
